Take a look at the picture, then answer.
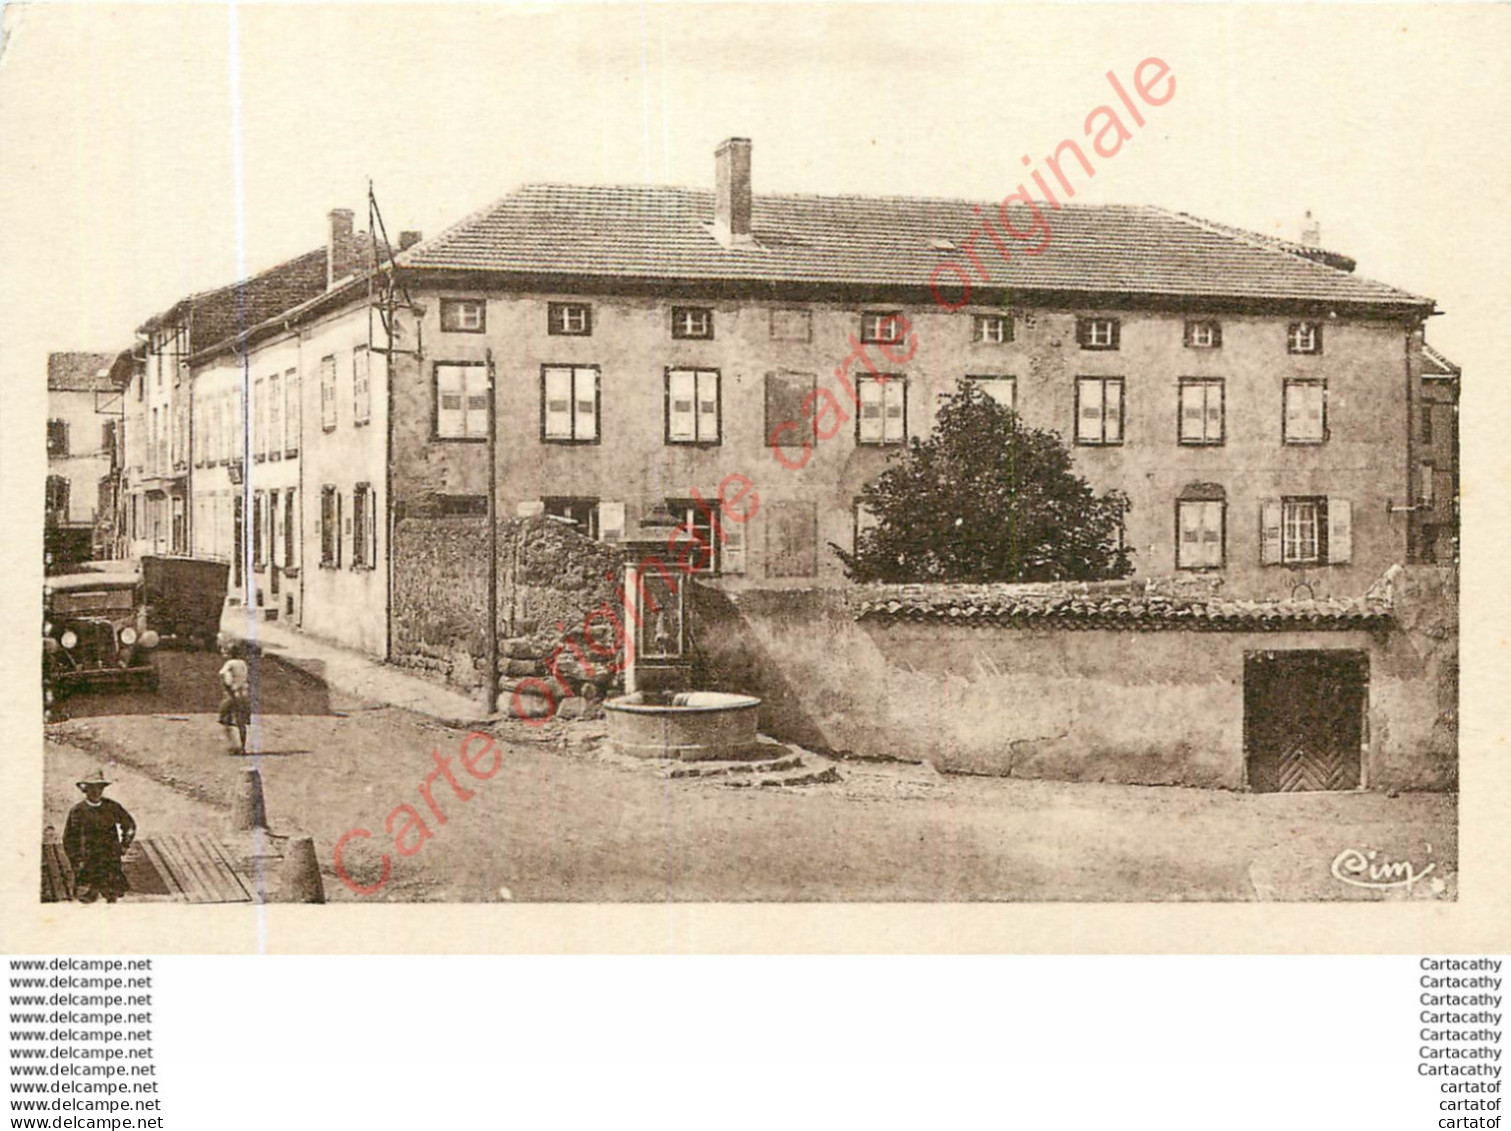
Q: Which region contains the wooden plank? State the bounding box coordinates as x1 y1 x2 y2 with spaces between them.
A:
137 839 189 899
40 843 74 903
173 834 253 904
191 834 253 902
153 834 227 903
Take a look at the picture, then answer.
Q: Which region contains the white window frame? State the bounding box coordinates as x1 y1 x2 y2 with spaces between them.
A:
440 298 486 333
860 312 905 345
1282 498 1322 565
973 315 1009 344
671 307 713 340
1287 321 1322 354
549 303 592 336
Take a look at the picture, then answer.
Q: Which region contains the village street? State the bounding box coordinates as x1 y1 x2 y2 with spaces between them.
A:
43 650 1457 904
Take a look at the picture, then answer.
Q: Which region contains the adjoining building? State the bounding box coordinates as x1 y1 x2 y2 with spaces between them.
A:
1413 343 1460 565
125 231 339 561
45 352 128 570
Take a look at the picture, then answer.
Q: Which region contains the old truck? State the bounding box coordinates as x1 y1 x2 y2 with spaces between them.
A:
140 555 231 650
43 568 160 701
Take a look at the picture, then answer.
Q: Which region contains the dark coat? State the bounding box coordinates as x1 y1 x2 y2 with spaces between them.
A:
63 798 136 898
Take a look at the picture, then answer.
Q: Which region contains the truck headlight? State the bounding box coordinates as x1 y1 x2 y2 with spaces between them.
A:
60 631 77 650
121 627 137 646
138 630 159 649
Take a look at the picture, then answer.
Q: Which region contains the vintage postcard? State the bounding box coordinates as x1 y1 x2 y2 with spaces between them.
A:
1 1 1507 953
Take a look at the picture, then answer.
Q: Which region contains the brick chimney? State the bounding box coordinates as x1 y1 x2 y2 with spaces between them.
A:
714 138 753 246
398 230 423 252
327 208 356 287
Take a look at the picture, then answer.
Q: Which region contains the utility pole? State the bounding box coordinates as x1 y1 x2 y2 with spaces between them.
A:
486 348 499 717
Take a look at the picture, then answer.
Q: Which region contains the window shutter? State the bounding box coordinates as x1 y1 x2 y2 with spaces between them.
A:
1206 388 1223 440
883 380 906 442
1180 387 1203 441
1200 501 1223 567
1260 500 1283 565
765 371 813 449
464 367 490 438
697 370 719 442
436 365 464 438
1327 498 1352 564
574 369 598 441
858 379 884 443
1075 319 1090 347
668 369 696 440
543 367 573 439
722 522 746 575
599 502 625 542
1077 379 1101 442
1105 382 1123 443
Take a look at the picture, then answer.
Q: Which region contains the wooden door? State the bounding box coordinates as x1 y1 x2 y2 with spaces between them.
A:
1245 651 1367 792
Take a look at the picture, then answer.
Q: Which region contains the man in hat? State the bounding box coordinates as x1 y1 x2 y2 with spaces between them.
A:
63 770 136 904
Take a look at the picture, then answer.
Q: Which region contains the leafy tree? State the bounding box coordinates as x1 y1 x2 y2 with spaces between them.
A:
834 378 1133 583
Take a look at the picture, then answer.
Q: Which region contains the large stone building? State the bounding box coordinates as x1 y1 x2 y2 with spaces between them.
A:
185 139 1441 666
45 351 126 569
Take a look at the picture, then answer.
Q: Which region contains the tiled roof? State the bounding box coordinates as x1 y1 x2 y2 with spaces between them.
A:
400 184 1432 309
47 352 120 393
140 232 381 358
852 580 1392 631
1422 342 1460 378
139 248 330 355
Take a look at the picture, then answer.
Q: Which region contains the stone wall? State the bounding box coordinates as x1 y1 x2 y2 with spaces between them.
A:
688 567 1457 791
392 512 629 707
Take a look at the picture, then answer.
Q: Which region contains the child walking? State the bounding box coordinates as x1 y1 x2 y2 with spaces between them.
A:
217 638 253 754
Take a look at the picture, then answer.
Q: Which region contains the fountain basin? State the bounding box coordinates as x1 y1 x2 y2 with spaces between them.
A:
603 691 764 760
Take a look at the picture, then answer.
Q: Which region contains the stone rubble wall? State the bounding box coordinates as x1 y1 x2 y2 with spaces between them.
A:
391 512 629 707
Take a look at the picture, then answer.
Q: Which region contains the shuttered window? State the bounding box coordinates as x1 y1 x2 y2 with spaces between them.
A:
1262 497 1352 566
254 378 268 461
320 356 338 432
1283 379 1326 444
1176 499 1224 569
541 365 598 442
284 371 300 456
1077 317 1120 350
857 375 906 445
353 348 371 425
268 373 282 458
1076 377 1124 445
320 485 338 568
765 371 815 451
665 368 720 444
1179 379 1224 445
436 363 490 440
350 483 376 569
666 499 718 574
